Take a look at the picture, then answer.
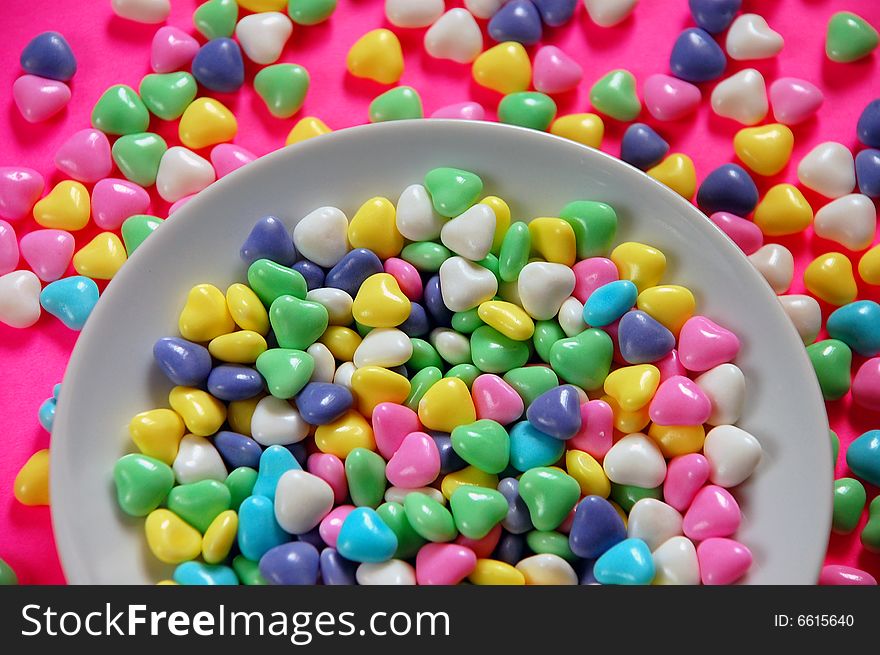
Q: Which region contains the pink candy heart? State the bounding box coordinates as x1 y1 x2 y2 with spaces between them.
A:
384 257 423 301
678 316 740 372
307 452 348 504
54 128 113 183
430 102 486 120
472 374 524 425
19 229 75 282
385 431 440 488
318 504 355 549
819 565 877 586
572 257 619 303
655 349 687 381
91 178 151 230
649 375 712 425
13 74 71 123
852 358 880 412
210 143 258 178
567 399 613 458
769 77 823 126
708 212 763 255
415 543 477 585
532 45 583 95
697 537 752 585
663 453 710 512
168 194 195 214
0 221 19 276
0 167 45 222
372 402 421 459
643 74 701 121
683 485 741 541
454 524 501 559
151 25 200 73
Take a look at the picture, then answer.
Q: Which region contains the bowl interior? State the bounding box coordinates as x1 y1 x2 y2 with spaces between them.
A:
50 120 831 584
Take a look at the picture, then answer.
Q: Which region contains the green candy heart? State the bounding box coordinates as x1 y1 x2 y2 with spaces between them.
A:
532 320 566 364
451 308 485 334
404 366 443 411
403 492 457 543
478 253 501 280
503 366 559 407
549 328 613 391
91 84 150 136
471 325 530 374
369 86 424 123
498 221 531 282
269 294 328 350
166 479 232 534
831 477 866 535
589 69 641 122
376 501 427 559
497 91 557 131
807 339 852 400
288 0 337 25
113 453 175 517
424 167 483 218
121 214 163 256
232 555 267 585
0 558 17 585
225 467 258 512
112 132 168 187
400 241 453 272
408 338 443 371
518 467 580 532
345 448 387 508
861 496 880 553
826 11 878 63
559 200 618 259
139 72 197 121
193 0 238 39
449 486 508 539
526 530 577 562
247 258 308 307
610 483 662 513
445 363 481 388
830 429 840 467
254 64 310 119
354 320 373 338
255 348 315 398
451 419 510 475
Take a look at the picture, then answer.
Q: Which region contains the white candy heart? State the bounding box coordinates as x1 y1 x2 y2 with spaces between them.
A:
583 0 639 27
796 142 855 199
558 296 587 337
172 435 227 484
465 0 505 19
274 469 334 534
354 327 413 368
385 485 446 505
518 261 576 320
748 243 793 294
0 270 41 328
627 498 683 551
424 8 483 64
725 13 784 61
440 204 496 261
515 554 578 585
703 425 762 488
438 256 497 312
396 184 445 242
652 536 700 585
356 559 417 585
235 12 292 65
333 361 357 388
156 146 215 202
710 68 768 125
813 194 876 251
602 433 667 488
251 396 309 446
307 287 353 326
695 363 746 426
431 327 473 365
111 0 170 24
292 206 350 267
386 0 445 28
307 342 336 383
778 294 821 345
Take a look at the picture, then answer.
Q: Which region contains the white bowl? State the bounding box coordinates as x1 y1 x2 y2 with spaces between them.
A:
51 120 831 584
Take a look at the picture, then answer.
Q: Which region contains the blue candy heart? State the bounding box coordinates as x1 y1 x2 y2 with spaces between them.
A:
432 432 467 475
669 28 726 83
252 445 302 499
259 542 320 585
583 279 639 327
856 149 880 198
325 248 383 296
20 31 77 81
295 382 354 425
336 508 398 563
857 99 880 148
696 163 758 216
526 384 582 439
593 537 655 585
292 259 325 290
569 495 626 559
488 0 543 46
620 123 670 171
38 396 56 433
153 336 212 386
320 548 358 585
399 302 430 337
207 364 265 401
532 0 577 27
846 430 880 487
173 561 239 585
425 275 453 327
240 215 296 267
192 38 244 93
688 0 741 34
495 531 527 565
39 276 99 331
238 495 290 561
214 431 263 470
618 310 676 364
827 301 880 357
509 420 565 471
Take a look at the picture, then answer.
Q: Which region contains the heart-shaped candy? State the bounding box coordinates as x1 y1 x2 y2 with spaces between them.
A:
649 375 711 426
703 425 762 487
593 538 655 585
488 0 542 46
13 75 71 123
211 143 257 178
826 11 879 63
710 68 768 125
769 77 823 125
748 243 794 294
726 13 784 60
347 28 404 85
620 124 669 171
20 31 77 81
337 507 399 563
643 74 701 121
72 232 128 280
430 102 486 120
652 535 700 585
696 163 758 217
33 180 90 231
707 212 762 255
627 498 684 551
663 453 710 512
697 538 752 584
235 12 292 65
688 0 740 34
424 9 483 63
151 26 199 73
472 42 531 95
694 363 745 426
852 358 880 412
856 149 880 198
39 275 99 330
19 229 74 282
91 178 150 231
386 0 444 28
532 45 582 95
603 433 667 488
733 123 793 176
683 485 741 540
0 270 42 328
139 71 197 121
0 222 18 276
778 294 821 345
0 168 44 222
583 0 638 27
753 183 813 237
678 316 740 372
797 141 855 199
156 146 216 202
814 194 876 251
386 432 441 488
669 28 726 83
111 0 171 24
54 128 113 183
193 0 237 40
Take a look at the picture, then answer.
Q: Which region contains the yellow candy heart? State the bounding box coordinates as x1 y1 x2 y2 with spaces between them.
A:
636 284 696 335
14 448 50 506
145 509 202 564
72 232 128 280
286 116 332 146
803 252 858 306
647 153 696 200
227 394 264 436
237 0 286 11
179 283 236 342
33 180 90 231
169 386 227 436
733 123 794 176
202 510 238 564
348 196 404 259
347 28 404 85
314 410 376 458
860 245 880 285
648 423 706 457
610 242 667 292
549 113 605 149
320 326 362 361
179 97 238 150
565 449 610 497
477 300 535 341
753 183 813 236
529 217 576 266
226 283 269 334
601 394 650 433
469 559 525 585
603 364 661 411
481 195 511 253
129 408 186 465
472 41 531 94
418 377 476 433
350 365 410 416
352 273 411 327
208 330 268 363
440 466 498 500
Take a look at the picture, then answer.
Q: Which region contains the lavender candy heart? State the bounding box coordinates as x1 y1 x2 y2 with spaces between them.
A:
320 548 358 585
532 0 577 27
298 527 327 550
696 163 758 216
488 0 543 46
292 259 325 291
424 275 454 327
324 248 383 296
856 149 880 198
618 310 676 364
493 530 527 565
669 28 726 83
207 365 265 401
569 495 626 559
620 123 670 171
857 99 880 149
526 384 582 439
258 542 321 585
431 432 467 474
398 302 430 337
20 31 77 81
295 382 354 425
688 0 741 34
214 430 263 469
191 38 244 93
240 215 296 267
498 477 533 534
153 336 212 386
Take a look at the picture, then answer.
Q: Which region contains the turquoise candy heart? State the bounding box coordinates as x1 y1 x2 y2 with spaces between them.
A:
252 445 302 500
39 275 100 330
336 507 398 563
509 420 565 471
237 494 289 561
269 294 329 350
593 537 656 585
173 561 239 585
826 300 880 357
846 430 880 487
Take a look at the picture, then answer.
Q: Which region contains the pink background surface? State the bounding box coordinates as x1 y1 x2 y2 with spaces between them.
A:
1 0 878 584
